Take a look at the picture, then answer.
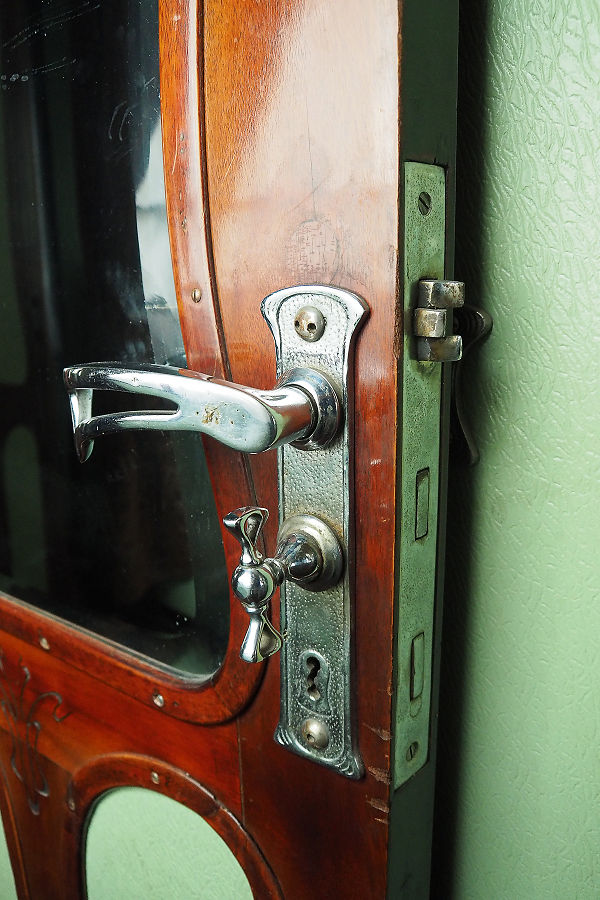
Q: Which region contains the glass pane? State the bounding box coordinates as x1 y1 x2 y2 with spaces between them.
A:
0 0 229 676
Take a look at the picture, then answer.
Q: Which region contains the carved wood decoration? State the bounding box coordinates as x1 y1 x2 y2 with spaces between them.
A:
0 653 70 817
0 0 458 897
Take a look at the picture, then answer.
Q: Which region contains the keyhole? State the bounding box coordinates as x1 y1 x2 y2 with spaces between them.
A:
306 656 321 701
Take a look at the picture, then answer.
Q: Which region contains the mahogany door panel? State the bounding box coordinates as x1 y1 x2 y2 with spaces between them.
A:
198 3 400 895
0 0 459 897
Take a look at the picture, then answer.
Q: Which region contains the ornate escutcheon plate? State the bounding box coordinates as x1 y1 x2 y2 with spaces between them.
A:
262 285 368 779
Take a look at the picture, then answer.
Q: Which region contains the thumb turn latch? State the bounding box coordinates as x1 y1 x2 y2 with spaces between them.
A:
223 506 343 664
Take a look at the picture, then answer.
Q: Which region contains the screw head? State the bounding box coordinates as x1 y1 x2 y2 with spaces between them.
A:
418 191 432 216
301 717 329 750
39 636 50 651
191 287 202 303
150 771 160 785
294 306 326 342
406 741 419 762
152 692 165 708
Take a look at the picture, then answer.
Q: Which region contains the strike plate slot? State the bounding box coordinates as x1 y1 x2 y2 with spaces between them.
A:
262 285 368 780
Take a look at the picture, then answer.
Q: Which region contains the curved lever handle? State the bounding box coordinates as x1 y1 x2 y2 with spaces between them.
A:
63 363 341 462
224 506 343 663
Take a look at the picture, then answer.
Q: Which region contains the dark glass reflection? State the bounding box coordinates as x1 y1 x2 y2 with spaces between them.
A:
0 0 229 676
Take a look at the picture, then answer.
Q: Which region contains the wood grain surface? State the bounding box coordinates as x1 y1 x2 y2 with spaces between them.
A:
200 1 399 895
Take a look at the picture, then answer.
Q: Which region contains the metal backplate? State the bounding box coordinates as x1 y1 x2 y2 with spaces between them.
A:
394 163 446 787
262 285 368 779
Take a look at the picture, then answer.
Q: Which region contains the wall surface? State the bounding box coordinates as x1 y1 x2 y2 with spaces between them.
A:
434 0 600 897
0 817 16 899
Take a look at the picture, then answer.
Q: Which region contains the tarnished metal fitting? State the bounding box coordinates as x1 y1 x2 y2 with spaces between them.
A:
294 305 326 342
414 279 465 362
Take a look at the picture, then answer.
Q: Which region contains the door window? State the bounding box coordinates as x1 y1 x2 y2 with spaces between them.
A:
0 0 228 678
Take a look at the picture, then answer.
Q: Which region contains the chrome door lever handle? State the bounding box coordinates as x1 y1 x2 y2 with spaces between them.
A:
63 362 341 462
223 506 343 663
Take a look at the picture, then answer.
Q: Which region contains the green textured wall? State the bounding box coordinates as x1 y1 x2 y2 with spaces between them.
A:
0 817 16 899
434 0 600 897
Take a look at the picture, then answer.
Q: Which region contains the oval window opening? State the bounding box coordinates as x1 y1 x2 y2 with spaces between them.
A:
85 787 253 900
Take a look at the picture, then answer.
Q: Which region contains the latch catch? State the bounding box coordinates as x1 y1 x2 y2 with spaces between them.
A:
414 279 465 362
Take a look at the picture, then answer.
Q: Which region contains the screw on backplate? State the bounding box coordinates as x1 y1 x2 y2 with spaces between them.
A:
67 798 76 812
405 741 419 762
150 771 160 785
191 287 202 303
152 692 165 708
294 306 326 342
39 635 50 651
418 192 432 216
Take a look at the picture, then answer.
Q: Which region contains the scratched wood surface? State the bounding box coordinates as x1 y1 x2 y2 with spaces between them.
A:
0 0 423 897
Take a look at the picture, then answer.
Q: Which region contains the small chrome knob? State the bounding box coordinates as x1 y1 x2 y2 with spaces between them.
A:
224 506 343 663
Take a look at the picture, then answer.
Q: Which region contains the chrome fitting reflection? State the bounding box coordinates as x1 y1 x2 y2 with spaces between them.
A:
63 362 341 462
223 506 343 664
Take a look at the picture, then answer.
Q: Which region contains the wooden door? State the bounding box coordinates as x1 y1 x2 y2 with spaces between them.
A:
0 0 459 897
